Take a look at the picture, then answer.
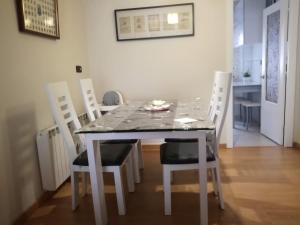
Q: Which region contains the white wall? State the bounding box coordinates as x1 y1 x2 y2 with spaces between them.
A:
225 0 234 148
244 0 266 44
86 0 229 143
86 0 228 103
0 1 89 224
293 10 300 144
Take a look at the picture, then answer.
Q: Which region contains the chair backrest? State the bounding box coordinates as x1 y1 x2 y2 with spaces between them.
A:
79 79 102 121
208 72 219 120
210 71 232 145
102 90 124 106
115 91 124 104
46 82 84 163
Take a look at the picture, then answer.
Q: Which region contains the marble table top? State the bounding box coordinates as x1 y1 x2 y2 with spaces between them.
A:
75 100 215 134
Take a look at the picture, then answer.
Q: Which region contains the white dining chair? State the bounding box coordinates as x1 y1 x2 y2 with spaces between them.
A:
160 71 232 215
208 71 231 119
165 70 224 143
79 78 144 183
46 81 135 215
208 72 218 120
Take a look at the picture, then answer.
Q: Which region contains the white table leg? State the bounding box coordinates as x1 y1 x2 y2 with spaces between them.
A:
86 138 107 225
198 134 208 225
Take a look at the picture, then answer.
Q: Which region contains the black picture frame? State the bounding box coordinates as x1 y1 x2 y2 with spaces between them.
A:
114 3 194 41
16 0 60 39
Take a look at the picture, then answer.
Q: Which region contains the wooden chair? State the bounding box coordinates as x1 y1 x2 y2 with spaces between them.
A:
160 72 232 215
79 78 144 183
46 81 135 215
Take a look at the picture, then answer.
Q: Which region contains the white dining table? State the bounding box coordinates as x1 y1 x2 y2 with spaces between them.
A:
75 100 215 225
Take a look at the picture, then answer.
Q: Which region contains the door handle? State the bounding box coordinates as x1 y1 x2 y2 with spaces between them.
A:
261 75 265 79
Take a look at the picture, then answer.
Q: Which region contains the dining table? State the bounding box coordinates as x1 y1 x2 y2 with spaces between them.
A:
75 100 215 225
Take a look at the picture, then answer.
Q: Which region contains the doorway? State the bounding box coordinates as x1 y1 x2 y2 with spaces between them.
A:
232 0 287 147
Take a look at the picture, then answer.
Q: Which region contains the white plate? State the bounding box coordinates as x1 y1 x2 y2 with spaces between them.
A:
144 103 170 112
151 100 166 106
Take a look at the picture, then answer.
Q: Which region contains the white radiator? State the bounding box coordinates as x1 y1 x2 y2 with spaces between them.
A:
36 113 89 191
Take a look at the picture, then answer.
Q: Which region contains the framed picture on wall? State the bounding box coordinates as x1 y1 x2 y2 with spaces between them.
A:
16 0 60 39
114 3 194 41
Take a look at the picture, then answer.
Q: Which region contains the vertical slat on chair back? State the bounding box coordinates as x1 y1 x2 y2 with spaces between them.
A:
208 72 218 120
211 72 232 145
80 79 102 122
46 82 84 163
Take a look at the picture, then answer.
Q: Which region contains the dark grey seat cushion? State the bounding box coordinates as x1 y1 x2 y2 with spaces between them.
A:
164 138 197 143
73 144 132 167
160 142 215 165
103 139 137 144
164 134 214 143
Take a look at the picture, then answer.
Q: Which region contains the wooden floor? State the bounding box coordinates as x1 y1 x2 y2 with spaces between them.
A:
24 147 300 225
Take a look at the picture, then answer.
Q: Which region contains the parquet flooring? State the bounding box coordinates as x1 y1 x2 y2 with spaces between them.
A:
24 147 300 225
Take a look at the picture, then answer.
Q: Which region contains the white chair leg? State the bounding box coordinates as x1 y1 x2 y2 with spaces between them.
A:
215 162 224 210
82 172 88 197
113 167 126 215
137 140 144 169
71 171 79 211
125 152 135 193
132 144 141 183
170 171 174 184
163 165 172 215
211 168 218 196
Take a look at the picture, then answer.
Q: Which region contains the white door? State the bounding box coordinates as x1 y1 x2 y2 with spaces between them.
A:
261 0 289 145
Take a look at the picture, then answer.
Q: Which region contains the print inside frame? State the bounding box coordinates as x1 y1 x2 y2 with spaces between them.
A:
16 0 60 39
114 3 194 41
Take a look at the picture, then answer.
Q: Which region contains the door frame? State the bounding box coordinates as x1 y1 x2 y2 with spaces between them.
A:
225 0 300 148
